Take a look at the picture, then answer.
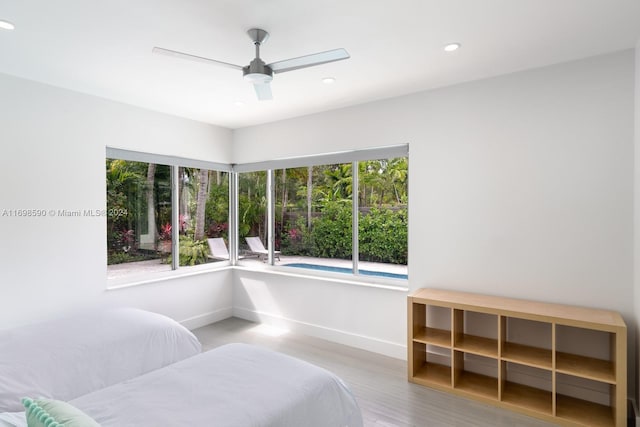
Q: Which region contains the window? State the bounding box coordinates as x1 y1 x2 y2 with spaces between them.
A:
238 170 267 255
237 145 408 282
106 145 407 284
106 150 230 282
176 166 230 267
275 163 354 266
357 157 408 279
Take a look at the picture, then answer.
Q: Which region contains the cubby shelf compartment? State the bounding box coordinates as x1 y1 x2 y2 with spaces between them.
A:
501 382 552 415
410 339 452 390
453 309 498 358
454 334 498 358
501 343 552 370
413 327 451 347
408 288 627 427
412 361 451 388
556 394 614 427
454 370 499 400
555 352 615 384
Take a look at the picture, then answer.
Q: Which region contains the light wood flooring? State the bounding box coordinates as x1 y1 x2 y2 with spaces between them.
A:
192 317 554 427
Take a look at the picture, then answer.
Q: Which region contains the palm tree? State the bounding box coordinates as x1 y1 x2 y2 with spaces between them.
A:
145 163 158 245
359 160 384 207
385 157 408 204
307 166 313 228
194 169 209 240
324 164 352 201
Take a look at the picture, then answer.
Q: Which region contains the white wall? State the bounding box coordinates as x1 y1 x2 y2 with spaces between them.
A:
0 48 635 396
0 73 233 329
233 50 636 382
233 269 407 358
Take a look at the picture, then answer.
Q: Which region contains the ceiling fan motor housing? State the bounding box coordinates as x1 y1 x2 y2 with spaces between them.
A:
243 58 273 83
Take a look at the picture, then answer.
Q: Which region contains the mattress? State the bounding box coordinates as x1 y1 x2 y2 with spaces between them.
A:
0 307 201 412
52 343 362 427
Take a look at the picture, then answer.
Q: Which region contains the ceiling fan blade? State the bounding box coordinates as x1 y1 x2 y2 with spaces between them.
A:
268 48 350 74
152 47 243 71
253 82 273 101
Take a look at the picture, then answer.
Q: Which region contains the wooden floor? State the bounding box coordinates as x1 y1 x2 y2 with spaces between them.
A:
193 318 554 427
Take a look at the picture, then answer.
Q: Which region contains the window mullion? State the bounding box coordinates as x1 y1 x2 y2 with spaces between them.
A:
352 161 359 275
267 169 275 265
229 171 239 265
171 165 180 270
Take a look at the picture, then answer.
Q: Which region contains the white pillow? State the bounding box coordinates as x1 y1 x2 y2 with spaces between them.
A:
22 398 99 427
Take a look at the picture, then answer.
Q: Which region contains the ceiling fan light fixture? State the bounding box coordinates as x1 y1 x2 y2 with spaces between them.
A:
242 58 273 83
0 20 15 31
243 72 273 83
444 43 461 52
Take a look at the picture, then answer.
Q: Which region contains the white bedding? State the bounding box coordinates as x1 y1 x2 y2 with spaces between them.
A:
0 307 201 412
69 343 362 427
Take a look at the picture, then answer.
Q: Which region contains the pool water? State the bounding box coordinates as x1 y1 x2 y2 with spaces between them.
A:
284 263 408 280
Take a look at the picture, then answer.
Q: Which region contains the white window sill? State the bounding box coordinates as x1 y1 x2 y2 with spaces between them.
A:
106 261 409 293
234 264 409 292
106 262 233 290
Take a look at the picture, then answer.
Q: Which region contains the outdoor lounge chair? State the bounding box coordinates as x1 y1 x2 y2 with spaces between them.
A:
245 236 280 261
207 238 229 260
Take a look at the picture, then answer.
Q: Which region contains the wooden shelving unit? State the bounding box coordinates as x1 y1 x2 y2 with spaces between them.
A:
408 288 627 427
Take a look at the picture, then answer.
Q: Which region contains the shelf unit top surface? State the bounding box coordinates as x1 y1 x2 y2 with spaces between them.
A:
411 289 625 329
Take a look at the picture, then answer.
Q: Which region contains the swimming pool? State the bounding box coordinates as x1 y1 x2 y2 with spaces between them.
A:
283 263 408 280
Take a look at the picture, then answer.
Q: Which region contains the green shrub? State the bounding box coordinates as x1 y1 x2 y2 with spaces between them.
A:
166 237 209 266
107 251 157 265
309 201 353 259
359 207 408 264
205 183 229 239
282 203 407 265
281 216 313 256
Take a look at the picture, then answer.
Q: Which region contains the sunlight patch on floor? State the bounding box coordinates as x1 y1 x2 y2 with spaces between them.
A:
250 323 290 337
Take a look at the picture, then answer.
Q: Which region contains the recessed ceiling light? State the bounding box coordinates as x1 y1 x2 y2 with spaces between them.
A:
444 43 461 52
234 101 245 107
322 77 336 84
0 20 15 31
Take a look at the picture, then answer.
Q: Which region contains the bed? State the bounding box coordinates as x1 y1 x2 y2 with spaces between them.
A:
0 307 201 412
1 343 363 427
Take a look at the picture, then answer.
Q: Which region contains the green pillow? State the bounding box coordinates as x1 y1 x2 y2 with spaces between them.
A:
22 397 100 427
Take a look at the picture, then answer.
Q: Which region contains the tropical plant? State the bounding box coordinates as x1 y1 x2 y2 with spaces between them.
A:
159 223 172 241
205 179 229 239
165 236 209 266
359 207 408 264
308 200 353 259
323 164 352 201
238 171 267 240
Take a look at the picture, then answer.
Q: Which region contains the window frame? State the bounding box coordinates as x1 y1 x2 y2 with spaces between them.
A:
236 144 408 285
106 144 408 287
106 148 233 287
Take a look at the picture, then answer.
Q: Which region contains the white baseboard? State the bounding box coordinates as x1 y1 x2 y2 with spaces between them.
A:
180 306 233 330
233 306 406 359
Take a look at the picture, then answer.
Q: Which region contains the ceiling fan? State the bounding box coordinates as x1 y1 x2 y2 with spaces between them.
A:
153 28 350 101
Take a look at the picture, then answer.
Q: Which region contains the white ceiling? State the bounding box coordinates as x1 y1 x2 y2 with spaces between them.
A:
1 0 639 129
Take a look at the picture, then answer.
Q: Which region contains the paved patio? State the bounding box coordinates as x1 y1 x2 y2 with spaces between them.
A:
107 254 407 281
